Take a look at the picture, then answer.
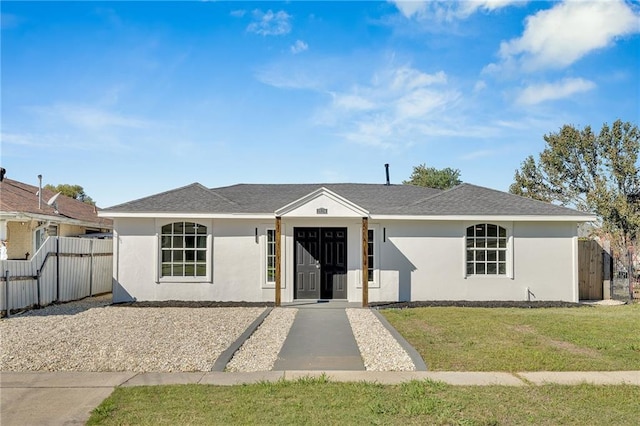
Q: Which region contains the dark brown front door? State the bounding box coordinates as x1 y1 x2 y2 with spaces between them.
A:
294 227 347 299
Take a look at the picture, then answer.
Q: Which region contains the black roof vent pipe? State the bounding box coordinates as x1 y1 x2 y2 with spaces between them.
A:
385 163 390 186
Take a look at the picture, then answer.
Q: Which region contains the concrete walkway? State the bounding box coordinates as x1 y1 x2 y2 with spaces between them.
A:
273 307 365 371
2 371 639 425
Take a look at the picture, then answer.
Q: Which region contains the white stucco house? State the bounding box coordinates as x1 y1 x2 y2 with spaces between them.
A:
99 182 595 304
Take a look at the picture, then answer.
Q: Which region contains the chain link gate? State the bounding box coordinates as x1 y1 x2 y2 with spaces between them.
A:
611 244 638 301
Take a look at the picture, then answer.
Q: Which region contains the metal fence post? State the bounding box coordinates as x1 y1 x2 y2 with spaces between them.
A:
4 270 9 318
89 239 94 297
56 237 60 302
629 247 634 301
36 268 42 308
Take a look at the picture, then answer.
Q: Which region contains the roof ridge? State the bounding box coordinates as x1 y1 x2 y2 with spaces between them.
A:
202 184 238 206
211 182 402 189
403 184 453 206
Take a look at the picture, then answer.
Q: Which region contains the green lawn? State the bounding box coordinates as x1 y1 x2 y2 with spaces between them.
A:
89 378 640 425
382 304 640 371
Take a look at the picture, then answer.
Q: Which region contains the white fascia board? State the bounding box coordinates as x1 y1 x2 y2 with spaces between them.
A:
275 187 369 217
369 214 597 222
99 212 275 220
1 211 111 228
0 211 22 220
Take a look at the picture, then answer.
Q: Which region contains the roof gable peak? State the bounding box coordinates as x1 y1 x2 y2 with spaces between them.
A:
275 186 369 217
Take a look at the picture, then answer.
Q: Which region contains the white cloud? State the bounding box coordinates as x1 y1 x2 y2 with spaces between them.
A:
493 0 640 72
256 66 323 90
290 40 308 54
247 9 292 36
317 65 461 147
516 77 596 105
458 0 527 16
390 1 429 19
230 9 246 18
0 132 39 146
395 88 457 118
473 80 487 92
331 93 376 111
30 103 149 130
5 103 153 152
390 68 447 91
389 0 523 21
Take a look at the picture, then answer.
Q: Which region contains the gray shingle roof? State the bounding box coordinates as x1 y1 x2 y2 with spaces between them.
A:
213 183 442 214
102 182 592 217
403 184 589 216
104 183 238 213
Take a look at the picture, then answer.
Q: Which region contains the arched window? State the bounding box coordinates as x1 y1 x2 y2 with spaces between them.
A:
466 224 507 275
160 222 207 277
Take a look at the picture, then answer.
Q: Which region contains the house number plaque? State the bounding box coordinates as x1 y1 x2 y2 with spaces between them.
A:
316 208 328 214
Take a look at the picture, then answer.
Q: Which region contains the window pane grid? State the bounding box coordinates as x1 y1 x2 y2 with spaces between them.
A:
161 222 207 277
367 229 374 282
266 229 276 283
466 224 507 276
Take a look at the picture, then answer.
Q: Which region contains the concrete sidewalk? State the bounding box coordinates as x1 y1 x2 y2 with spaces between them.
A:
2 371 639 425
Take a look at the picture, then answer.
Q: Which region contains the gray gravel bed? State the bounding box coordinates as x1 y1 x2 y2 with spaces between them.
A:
346 308 415 371
1 296 265 372
226 308 297 372
17 293 113 317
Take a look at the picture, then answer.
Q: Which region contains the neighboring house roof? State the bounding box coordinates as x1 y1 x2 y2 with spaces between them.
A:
101 182 594 220
0 178 113 229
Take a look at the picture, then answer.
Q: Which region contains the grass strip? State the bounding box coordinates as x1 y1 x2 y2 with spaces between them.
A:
88 378 640 425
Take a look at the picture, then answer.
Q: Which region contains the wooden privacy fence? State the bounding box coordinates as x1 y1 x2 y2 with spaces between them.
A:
578 239 604 300
0 237 112 316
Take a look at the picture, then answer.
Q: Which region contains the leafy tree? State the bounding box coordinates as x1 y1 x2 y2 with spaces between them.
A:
509 119 640 246
44 183 95 205
403 164 462 190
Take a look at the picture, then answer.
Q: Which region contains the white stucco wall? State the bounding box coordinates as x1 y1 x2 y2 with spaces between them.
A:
112 217 277 303
372 220 578 302
112 217 579 303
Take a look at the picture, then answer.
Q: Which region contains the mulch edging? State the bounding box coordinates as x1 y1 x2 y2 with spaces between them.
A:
114 300 589 309
112 300 275 308
370 300 589 309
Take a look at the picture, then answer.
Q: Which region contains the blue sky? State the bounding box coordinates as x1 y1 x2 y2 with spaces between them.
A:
2 1 639 208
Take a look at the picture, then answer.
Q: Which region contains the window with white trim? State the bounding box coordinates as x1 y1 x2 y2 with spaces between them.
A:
266 229 276 283
367 229 374 282
466 224 507 275
161 222 207 277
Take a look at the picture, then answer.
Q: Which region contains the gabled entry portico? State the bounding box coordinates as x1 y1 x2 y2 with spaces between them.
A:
274 187 370 306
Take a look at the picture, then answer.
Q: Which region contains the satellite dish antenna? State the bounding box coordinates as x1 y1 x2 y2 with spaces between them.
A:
47 192 61 206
